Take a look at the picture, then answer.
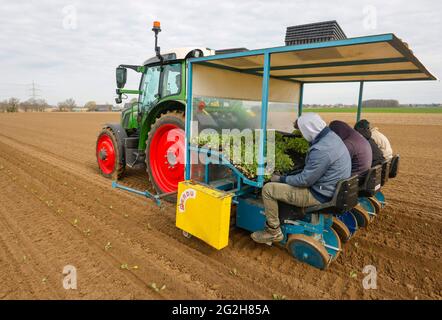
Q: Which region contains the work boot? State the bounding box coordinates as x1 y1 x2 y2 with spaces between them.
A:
251 225 284 244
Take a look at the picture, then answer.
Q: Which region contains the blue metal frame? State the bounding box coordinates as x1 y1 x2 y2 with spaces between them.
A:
257 53 271 186
183 32 434 183
185 61 193 180
188 34 395 64
298 83 304 117
242 57 410 72
187 32 434 81
357 81 364 122
185 53 273 187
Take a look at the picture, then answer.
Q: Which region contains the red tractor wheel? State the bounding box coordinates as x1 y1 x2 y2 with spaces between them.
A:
146 111 185 201
96 128 125 179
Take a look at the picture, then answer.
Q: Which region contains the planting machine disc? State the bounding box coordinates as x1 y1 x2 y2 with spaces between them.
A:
323 227 342 261
374 191 386 208
368 197 382 214
286 234 330 270
332 216 352 242
358 197 377 221
337 211 358 236
351 205 371 228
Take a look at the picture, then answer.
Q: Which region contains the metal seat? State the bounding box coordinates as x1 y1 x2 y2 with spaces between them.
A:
381 160 391 186
305 175 359 215
389 154 400 178
358 165 382 197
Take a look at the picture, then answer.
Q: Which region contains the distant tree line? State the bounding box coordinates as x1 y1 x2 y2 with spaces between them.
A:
0 98 116 113
362 99 400 108
0 98 49 113
305 99 441 109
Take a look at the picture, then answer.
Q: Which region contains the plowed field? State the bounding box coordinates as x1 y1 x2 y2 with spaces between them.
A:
0 112 440 299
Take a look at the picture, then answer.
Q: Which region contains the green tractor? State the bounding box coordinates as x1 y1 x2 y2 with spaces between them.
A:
96 21 213 197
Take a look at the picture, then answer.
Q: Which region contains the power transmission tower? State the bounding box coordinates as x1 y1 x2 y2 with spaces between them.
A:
29 81 42 101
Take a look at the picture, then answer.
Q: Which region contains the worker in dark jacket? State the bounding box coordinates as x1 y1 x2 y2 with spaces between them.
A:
251 113 351 244
353 122 385 166
355 119 392 161
329 120 372 176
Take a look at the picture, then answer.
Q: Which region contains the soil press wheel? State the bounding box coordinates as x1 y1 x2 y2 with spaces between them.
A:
337 211 358 237
374 191 386 208
332 217 352 243
358 197 377 222
96 127 125 179
323 226 342 261
146 111 185 202
368 196 382 214
286 234 330 270
351 205 371 228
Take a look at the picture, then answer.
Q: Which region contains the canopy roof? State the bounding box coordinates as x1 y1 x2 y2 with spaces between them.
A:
189 34 436 83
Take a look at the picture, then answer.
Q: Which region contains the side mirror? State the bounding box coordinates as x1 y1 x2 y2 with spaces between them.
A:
116 67 127 89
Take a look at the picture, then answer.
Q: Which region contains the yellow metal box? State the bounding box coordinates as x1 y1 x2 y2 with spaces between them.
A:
176 180 232 250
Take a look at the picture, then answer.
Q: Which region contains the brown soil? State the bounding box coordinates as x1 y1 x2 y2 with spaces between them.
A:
0 112 440 300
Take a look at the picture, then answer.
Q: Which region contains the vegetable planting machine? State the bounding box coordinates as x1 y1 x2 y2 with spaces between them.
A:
96 21 435 269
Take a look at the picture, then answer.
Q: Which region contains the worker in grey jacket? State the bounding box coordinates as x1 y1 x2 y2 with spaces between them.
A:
251 113 351 244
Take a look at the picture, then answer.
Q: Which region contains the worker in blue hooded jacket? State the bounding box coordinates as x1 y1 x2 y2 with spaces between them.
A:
251 113 351 244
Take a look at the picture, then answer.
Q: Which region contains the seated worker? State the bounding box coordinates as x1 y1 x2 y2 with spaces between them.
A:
352 121 385 166
251 113 351 244
329 120 372 175
355 119 393 160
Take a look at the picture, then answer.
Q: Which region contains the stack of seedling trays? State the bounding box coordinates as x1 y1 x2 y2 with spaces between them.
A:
285 20 347 45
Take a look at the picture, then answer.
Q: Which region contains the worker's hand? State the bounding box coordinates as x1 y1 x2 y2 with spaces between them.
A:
270 174 281 182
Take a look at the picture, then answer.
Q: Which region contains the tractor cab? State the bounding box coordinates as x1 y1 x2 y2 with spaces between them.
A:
115 45 213 135
97 21 217 197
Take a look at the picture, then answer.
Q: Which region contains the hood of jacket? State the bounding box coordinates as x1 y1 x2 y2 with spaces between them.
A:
329 120 354 140
354 126 372 139
297 113 326 142
354 119 371 130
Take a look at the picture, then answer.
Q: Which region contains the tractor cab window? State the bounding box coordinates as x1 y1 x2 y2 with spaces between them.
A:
161 63 181 97
140 65 161 109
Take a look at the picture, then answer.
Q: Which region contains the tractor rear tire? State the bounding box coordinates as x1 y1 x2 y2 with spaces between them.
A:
96 127 125 179
146 111 185 203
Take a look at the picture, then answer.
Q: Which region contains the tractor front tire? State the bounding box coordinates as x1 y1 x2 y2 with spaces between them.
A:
96 127 125 179
146 111 186 202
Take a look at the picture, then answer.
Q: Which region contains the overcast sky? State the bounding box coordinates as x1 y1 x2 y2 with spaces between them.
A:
1 0 441 106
